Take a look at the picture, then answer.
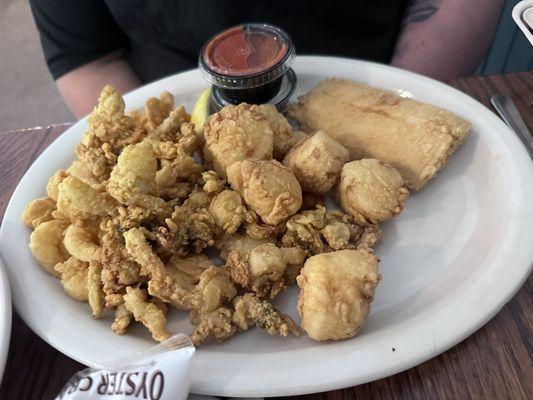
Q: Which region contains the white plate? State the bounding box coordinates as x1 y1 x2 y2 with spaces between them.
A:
1 56 533 397
0 256 11 384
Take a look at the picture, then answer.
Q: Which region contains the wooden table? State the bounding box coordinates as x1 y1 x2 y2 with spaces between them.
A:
0 72 532 400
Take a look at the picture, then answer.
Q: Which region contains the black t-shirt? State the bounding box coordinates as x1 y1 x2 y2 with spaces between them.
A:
30 0 408 83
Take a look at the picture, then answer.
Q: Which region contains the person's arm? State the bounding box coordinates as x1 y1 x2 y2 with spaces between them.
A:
30 0 138 118
57 51 141 118
391 0 504 81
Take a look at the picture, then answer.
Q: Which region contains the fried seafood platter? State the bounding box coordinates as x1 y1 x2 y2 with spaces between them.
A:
22 80 470 347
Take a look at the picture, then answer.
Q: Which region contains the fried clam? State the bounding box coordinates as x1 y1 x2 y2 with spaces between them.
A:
281 205 382 254
123 286 171 342
233 293 301 337
226 243 306 299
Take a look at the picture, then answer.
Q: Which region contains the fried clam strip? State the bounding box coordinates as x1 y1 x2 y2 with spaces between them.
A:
281 205 382 255
226 244 307 300
189 307 236 346
100 219 143 308
76 86 146 181
111 303 133 335
151 192 217 257
123 227 193 310
233 293 301 337
123 286 170 342
88 261 105 318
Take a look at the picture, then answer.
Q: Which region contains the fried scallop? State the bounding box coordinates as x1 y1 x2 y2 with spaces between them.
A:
283 130 349 193
296 249 380 341
337 159 409 224
227 159 302 225
203 103 273 178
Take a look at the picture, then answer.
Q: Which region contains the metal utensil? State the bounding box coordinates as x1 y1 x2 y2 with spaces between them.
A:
491 94 533 160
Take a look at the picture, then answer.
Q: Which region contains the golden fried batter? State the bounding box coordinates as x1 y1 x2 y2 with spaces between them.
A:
288 78 471 190
208 190 245 234
281 205 382 254
283 131 349 193
123 286 170 342
227 159 302 225
337 159 409 224
233 293 301 337
22 197 56 228
297 249 380 340
203 103 273 178
189 307 236 346
55 257 89 301
29 219 69 277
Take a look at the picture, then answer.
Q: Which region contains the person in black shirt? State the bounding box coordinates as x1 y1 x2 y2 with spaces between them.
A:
29 0 504 118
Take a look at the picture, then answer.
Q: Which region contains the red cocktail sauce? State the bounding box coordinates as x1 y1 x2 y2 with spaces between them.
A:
203 25 288 76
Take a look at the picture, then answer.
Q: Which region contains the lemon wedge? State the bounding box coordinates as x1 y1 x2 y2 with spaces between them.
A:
191 88 211 133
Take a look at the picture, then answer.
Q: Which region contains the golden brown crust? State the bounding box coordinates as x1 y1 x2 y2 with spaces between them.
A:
288 78 471 190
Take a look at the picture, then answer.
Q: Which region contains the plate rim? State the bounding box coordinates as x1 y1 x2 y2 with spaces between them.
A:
0 255 12 384
1 56 533 396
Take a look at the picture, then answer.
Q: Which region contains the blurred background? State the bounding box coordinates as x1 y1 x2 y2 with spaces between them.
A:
0 0 532 132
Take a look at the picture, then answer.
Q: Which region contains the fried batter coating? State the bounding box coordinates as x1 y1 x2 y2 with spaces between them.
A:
46 170 67 201
88 261 105 318
233 293 301 337
57 176 116 221
257 104 300 159
243 209 286 240
215 233 276 260
200 170 227 195
227 160 302 225
145 92 174 131
281 205 382 254
29 219 69 277
203 103 273 178
123 286 171 342
108 141 169 214
189 307 236 346
100 219 142 307
337 159 409 224
168 253 213 281
297 249 380 340
157 192 217 255
208 190 245 234
192 266 237 313
283 131 349 193
63 224 101 262
227 244 307 297
111 303 133 335
66 160 104 190
55 257 89 301
123 227 166 277
22 197 56 228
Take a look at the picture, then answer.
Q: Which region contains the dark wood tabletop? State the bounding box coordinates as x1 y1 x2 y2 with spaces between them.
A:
0 72 532 400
